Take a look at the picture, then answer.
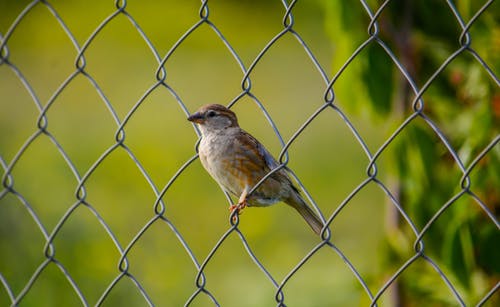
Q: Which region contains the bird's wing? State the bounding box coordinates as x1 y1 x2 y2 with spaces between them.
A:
256 138 280 171
235 130 277 170
235 129 293 186
252 134 303 195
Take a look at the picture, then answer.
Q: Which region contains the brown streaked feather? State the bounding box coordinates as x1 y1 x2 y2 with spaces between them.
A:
231 129 294 202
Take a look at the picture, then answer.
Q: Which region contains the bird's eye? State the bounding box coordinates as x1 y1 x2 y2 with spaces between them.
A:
207 110 217 118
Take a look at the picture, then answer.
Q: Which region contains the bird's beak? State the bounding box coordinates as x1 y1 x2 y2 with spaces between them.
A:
187 112 204 123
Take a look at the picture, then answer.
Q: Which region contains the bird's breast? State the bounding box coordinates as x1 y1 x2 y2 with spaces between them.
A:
199 133 247 196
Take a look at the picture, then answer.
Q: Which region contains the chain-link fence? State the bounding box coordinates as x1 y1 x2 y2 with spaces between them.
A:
1 0 498 306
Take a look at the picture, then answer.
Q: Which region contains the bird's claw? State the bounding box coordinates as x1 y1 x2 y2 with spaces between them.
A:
229 201 247 222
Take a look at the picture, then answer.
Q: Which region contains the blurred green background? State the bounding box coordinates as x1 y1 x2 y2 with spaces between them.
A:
0 0 498 306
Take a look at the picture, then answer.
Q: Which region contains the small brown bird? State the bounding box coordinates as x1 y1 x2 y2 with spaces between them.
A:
188 104 324 235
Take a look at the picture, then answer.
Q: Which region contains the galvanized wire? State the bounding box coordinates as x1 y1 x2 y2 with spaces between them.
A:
0 0 498 306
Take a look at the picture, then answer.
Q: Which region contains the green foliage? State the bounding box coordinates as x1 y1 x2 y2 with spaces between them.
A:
324 0 499 305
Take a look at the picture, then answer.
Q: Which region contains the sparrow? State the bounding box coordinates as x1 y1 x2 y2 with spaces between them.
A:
188 104 324 235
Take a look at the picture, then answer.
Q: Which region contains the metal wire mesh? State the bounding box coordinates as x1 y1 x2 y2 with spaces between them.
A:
1 0 498 306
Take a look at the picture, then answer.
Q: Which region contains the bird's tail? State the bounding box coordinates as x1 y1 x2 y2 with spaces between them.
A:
286 193 324 236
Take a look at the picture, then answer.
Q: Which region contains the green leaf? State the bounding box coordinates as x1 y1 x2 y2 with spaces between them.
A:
363 45 394 116
475 223 500 275
442 220 474 289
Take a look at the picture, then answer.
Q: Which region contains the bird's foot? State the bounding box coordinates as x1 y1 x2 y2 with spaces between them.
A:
229 201 247 222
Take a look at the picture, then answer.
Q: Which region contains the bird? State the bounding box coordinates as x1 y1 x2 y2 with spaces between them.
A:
188 104 324 235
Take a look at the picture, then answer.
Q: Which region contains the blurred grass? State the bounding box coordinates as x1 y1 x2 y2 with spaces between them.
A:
0 0 388 306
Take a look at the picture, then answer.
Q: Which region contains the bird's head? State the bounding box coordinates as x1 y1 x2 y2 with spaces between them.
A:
188 104 239 134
